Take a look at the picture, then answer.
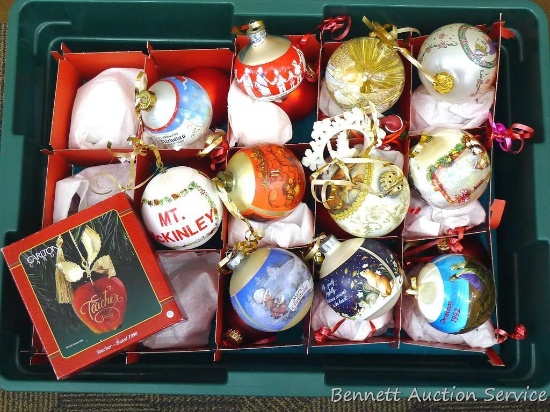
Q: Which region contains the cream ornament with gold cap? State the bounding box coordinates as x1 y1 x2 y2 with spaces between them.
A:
417 23 498 103
303 105 410 238
408 129 491 210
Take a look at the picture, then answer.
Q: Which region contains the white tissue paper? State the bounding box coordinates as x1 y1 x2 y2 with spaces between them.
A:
402 192 486 238
227 202 314 249
410 84 495 134
142 252 219 349
53 163 134 223
401 294 497 348
227 80 292 147
311 286 394 341
69 68 141 149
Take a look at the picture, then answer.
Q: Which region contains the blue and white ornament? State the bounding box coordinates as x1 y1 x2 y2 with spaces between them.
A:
228 247 314 333
408 254 496 334
139 75 213 149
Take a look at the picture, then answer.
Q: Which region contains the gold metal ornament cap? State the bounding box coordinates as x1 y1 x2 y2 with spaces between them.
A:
224 328 244 346
136 89 157 111
246 20 267 46
432 72 455 94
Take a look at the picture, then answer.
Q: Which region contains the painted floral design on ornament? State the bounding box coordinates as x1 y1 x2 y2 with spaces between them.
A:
327 161 410 237
458 24 497 68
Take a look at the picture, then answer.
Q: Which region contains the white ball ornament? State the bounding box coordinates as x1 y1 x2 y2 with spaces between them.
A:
417 23 498 103
324 158 410 238
408 129 491 210
139 76 213 149
141 166 223 249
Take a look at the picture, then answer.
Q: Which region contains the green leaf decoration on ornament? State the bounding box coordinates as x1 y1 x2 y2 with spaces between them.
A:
426 140 467 181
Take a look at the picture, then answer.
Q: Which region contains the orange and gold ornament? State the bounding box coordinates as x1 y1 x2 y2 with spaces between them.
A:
214 143 306 222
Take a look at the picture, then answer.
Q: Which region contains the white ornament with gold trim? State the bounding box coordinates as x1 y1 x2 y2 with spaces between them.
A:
141 166 223 249
316 157 410 238
417 23 498 103
408 129 491 210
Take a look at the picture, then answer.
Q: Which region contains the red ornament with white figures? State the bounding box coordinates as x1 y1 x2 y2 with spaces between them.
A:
234 20 306 101
274 77 318 122
141 166 224 250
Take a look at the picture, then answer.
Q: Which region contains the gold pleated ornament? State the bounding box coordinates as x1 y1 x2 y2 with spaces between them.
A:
325 37 405 112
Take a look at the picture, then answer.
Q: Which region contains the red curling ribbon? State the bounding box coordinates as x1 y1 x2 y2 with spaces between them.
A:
489 21 515 41
299 15 352 47
487 112 534 154
209 140 229 171
408 206 421 215
297 15 352 81
379 115 408 151
316 15 352 41
495 324 527 344
443 226 472 253
314 318 347 343
197 130 229 171
348 114 407 151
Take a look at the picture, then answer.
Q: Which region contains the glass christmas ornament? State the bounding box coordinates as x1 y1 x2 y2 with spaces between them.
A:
138 75 213 149
141 166 223 249
184 67 230 127
222 298 276 347
322 158 410 237
436 236 492 269
234 20 306 101
408 129 491 210
228 247 314 332
325 37 405 112
273 77 318 122
215 143 306 222
408 254 496 334
417 23 498 103
315 235 403 321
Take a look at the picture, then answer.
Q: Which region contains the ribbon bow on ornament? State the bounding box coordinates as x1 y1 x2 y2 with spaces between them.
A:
487 113 534 154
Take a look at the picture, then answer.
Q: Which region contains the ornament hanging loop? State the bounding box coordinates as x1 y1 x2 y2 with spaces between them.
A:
409 131 432 158
302 233 328 265
212 176 264 272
